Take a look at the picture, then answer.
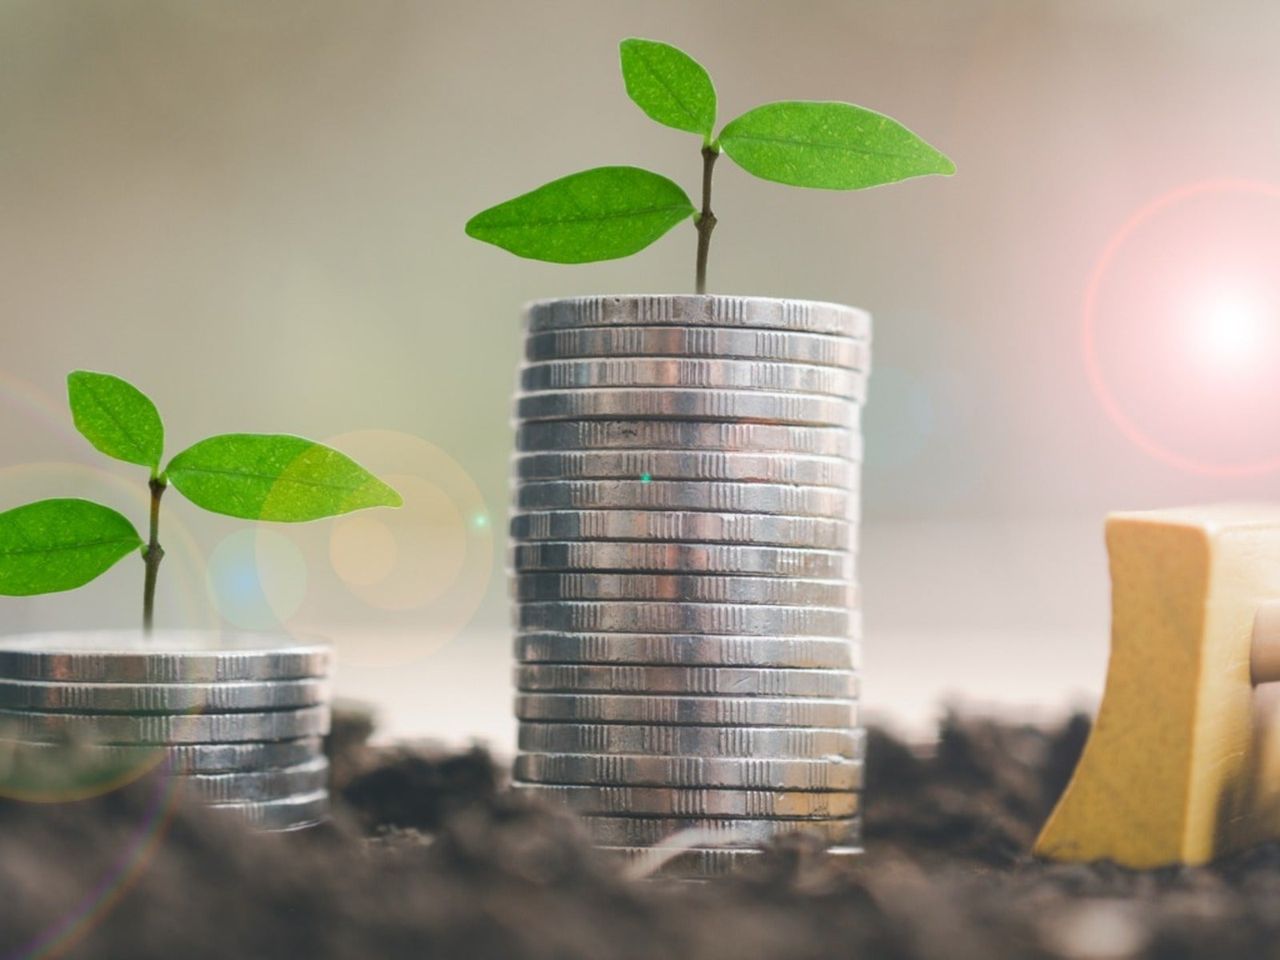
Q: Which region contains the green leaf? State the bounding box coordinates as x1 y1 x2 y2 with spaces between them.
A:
67 371 165 469
619 38 716 138
166 434 403 522
718 100 955 190
0 499 142 596
465 166 695 264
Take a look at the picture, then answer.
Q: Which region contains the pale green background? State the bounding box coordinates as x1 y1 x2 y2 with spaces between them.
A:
3 0 1279 749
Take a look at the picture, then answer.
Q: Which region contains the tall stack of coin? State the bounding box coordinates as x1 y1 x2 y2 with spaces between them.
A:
0 631 332 831
511 295 868 879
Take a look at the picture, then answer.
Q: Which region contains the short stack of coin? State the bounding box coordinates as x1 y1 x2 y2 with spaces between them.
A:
0 631 332 831
510 295 868 879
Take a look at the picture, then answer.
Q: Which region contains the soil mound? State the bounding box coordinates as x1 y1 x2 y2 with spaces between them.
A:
3 709 1275 959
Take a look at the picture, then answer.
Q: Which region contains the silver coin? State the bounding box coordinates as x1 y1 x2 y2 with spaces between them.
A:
515 632 860 669
519 359 865 400
180 758 330 803
0 631 332 683
516 782 860 818
516 390 857 428
0 677 330 714
525 295 870 339
514 573 853 608
513 450 857 486
515 752 864 790
206 789 330 831
604 845 863 879
514 480 854 518
510 511 854 550
0 705 331 744
516 601 855 637
0 737 326 773
515 664 858 698
580 816 862 848
516 421 862 459
511 542 854 580
524 325 869 368
515 694 858 728
517 723 866 759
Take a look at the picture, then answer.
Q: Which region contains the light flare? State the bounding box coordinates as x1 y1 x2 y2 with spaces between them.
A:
1186 286 1278 374
1083 178 1280 476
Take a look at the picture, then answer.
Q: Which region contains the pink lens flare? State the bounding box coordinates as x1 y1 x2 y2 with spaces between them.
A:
1083 178 1280 477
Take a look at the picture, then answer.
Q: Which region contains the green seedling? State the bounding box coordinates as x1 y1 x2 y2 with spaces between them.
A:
466 37 954 292
0 371 402 631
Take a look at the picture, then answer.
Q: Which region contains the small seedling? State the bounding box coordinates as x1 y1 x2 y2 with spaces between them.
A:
0 371 402 631
466 37 954 292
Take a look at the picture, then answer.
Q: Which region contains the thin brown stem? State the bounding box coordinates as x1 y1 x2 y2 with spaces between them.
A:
694 144 719 294
142 476 166 634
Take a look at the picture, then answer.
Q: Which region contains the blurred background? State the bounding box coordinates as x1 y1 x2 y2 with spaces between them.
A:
4 0 1280 750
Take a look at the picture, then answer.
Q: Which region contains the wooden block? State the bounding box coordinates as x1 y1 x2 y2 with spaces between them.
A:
1036 505 1280 867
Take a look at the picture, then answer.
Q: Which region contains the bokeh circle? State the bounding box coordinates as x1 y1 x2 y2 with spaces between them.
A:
250 429 496 668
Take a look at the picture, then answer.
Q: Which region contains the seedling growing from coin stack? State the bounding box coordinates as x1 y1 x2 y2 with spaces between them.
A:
466 38 954 291
0 371 402 631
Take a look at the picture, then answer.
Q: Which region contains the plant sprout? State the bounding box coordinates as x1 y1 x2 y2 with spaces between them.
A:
0 371 402 632
466 37 955 292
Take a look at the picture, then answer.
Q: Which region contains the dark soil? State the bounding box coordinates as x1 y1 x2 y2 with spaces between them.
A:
2 708 1277 960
